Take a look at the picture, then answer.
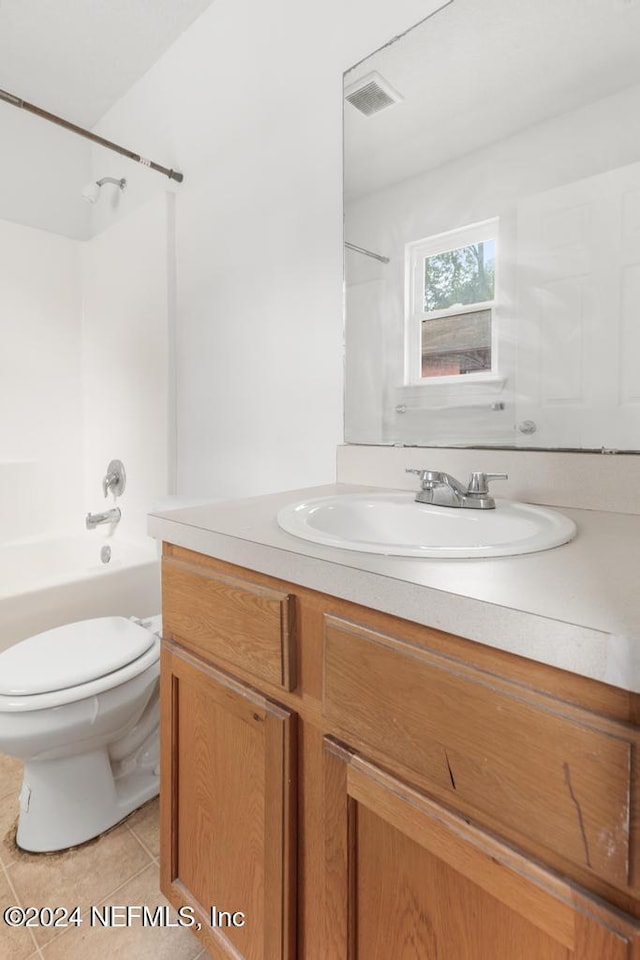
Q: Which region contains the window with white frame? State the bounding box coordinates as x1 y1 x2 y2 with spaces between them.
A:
405 219 498 383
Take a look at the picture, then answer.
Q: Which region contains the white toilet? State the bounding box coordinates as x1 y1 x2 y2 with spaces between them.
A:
0 615 161 852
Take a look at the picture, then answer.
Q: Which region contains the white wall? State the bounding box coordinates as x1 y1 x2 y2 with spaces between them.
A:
85 0 450 500
0 219 83 540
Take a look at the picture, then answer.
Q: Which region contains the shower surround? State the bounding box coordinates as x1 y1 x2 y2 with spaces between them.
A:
0 192 173 640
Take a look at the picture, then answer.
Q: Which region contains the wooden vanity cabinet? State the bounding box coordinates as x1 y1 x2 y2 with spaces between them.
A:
160 543 640 960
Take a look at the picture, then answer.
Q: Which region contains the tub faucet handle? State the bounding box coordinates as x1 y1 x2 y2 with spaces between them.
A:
103 460 126 499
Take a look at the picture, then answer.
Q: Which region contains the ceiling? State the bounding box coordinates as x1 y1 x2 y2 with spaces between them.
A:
0 0 217 127
344 0 640 202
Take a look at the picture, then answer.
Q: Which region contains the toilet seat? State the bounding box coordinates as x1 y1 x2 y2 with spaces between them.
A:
0 617 155 697
0 617 161 714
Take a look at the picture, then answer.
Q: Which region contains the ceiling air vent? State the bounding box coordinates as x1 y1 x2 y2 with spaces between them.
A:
344 71 402 117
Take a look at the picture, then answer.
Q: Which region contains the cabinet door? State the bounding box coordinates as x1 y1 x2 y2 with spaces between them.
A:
325 739 640 960
161 642 296 960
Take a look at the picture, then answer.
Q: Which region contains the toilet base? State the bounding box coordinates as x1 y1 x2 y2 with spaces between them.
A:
16 743 159 853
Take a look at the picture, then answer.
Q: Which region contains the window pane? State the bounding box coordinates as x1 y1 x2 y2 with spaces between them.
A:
423 240 495 312
421 309 491 378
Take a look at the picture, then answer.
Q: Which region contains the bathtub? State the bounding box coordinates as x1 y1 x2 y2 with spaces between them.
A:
0 535 161 652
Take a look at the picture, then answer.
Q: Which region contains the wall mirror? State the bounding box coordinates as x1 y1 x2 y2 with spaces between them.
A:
344 0 640 450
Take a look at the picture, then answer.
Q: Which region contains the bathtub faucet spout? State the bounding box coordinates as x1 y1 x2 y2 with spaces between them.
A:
86 507 121 530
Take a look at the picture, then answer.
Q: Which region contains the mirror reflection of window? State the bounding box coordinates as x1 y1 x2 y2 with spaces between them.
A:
407 221 497 382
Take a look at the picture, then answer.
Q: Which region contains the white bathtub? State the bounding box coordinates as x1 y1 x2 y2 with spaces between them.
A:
0 535 161 652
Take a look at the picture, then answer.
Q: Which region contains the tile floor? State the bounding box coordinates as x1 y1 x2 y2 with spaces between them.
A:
0 752 206 959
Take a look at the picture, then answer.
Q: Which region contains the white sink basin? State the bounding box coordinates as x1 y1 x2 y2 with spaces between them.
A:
277 492 577 558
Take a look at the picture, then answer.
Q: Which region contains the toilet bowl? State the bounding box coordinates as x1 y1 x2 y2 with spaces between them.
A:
0 615 162 852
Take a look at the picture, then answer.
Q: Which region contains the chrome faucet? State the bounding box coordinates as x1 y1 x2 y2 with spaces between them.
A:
406 469 508 509
86 507 121 530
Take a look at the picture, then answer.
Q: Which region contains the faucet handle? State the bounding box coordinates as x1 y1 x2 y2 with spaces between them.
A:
102 459 126 499
466 471 508 495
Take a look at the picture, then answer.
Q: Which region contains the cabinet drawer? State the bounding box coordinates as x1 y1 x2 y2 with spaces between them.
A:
162 554 296 690
323 615 639 889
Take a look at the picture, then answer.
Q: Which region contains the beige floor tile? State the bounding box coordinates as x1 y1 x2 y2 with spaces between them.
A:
0 752 23 801
41 862 203 960
7 820 152 947
0 863 40 960
126 798 159 859
0 789 20 867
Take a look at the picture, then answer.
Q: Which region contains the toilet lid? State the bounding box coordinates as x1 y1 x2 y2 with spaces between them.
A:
0 617 156 696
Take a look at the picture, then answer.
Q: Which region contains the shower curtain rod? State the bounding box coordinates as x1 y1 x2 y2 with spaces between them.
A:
344 241 390 264
0 87 183 183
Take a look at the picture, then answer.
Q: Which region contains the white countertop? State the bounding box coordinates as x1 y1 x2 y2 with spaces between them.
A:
148 484 640 694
